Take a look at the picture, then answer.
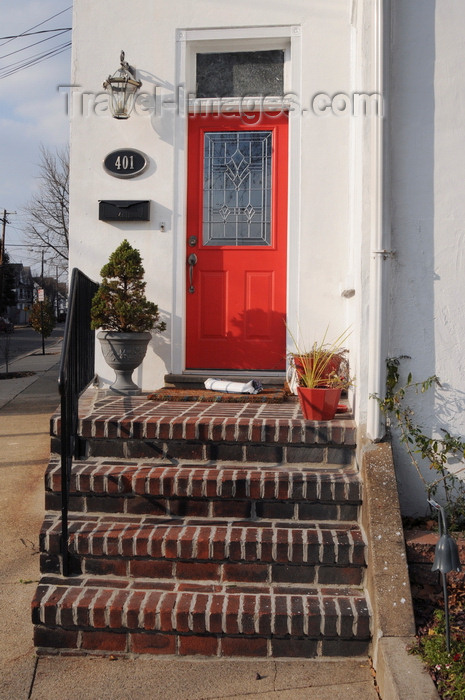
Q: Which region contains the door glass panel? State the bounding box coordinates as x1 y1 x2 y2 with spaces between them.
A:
203 131 272 246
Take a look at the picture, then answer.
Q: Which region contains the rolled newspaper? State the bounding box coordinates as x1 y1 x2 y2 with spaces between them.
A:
204 378 263 394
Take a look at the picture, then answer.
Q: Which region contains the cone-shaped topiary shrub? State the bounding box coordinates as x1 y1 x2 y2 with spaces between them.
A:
90 239 166 334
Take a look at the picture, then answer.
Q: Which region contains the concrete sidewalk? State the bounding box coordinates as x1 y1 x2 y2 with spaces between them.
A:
0 342 62 699
0 343 435 700
0 349 62 412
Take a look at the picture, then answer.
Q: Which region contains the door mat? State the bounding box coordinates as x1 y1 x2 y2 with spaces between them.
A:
147 387 288 403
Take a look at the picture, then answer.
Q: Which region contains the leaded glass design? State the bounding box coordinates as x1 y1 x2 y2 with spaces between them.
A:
203 131 272 246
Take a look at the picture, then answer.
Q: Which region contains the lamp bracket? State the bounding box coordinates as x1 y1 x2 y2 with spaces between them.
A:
120 50 136 78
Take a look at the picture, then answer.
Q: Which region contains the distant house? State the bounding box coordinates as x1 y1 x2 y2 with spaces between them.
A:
7 264 34 325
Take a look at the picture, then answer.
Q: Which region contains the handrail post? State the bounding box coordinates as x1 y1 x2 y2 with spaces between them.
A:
58 268 99 576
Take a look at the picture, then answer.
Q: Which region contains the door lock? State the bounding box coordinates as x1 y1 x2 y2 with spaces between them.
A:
189 235 198 247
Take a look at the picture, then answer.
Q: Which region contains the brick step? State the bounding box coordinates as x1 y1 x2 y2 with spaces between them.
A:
44 459 362 520
51 394 356 464
32 580 370 658
77 438 356 464
40 514 366 585
39 393 369 658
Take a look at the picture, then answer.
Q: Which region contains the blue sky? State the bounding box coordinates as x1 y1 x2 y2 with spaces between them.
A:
0 1 72 274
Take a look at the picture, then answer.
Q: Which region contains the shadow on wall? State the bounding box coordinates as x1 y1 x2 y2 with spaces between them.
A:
389 1 436 515
131 310 171 389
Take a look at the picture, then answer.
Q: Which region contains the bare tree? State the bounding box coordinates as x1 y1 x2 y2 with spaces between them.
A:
23 145 69 271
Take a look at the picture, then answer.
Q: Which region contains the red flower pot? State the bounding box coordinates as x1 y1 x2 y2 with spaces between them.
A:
297 386 342 421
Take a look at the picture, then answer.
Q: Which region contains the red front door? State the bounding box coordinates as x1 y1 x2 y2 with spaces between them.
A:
186 112 288 370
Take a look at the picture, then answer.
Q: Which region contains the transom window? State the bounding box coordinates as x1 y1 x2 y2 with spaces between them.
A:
196 50 284 99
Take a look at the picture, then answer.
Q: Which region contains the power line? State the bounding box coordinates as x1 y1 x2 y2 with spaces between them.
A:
0 6 72 49
0 42 71 80
0 6 72 79
0 29 71 61
0 28 71 40
0 44 71 79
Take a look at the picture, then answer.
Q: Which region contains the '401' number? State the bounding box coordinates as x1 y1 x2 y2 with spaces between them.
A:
115 155 134 170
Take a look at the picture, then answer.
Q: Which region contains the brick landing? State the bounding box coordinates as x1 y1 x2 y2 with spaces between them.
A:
51 390 356 463
60 389 354 440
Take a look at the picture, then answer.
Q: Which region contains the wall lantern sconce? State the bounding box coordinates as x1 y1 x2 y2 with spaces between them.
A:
103 51 142 119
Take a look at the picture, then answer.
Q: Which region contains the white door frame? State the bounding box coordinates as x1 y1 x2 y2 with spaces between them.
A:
172 24 302 374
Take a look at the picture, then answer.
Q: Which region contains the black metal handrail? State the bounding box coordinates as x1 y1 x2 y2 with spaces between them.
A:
58 268 99 575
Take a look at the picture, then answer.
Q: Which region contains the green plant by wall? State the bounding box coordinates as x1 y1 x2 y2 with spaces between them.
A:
29 299 56 339
372 357 465 530
90 239 166 333
410 609 465 699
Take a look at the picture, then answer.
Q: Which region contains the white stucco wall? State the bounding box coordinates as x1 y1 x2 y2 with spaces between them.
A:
389 0 465 515
69 0 363 400
68 0 465 515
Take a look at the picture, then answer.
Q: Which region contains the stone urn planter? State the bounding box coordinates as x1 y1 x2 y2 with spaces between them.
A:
97 331 151 395
91 240 166 396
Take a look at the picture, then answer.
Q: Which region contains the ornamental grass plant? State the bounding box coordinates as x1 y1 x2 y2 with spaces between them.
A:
288 325 353 389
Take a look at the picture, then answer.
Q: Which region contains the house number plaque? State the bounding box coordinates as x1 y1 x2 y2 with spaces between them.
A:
103 149 148 178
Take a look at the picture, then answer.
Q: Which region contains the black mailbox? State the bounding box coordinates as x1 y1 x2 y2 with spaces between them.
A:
99 200 150 222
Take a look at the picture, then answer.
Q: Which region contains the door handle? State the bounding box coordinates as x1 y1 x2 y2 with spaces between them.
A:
187 253 198 293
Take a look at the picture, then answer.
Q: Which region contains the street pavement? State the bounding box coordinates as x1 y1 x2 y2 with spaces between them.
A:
0 338 383 700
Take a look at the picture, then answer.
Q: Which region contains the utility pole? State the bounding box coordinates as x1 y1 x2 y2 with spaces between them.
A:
56 265 59 319
0 209 16 314
40 249 45 355
0 209 16 264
